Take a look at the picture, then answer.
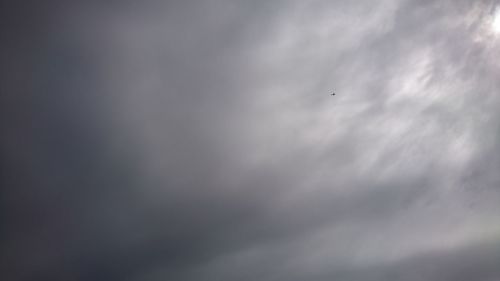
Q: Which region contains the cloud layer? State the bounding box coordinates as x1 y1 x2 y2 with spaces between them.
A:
2 1 500 280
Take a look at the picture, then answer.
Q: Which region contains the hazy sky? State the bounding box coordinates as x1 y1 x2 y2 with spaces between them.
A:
2 1 500 280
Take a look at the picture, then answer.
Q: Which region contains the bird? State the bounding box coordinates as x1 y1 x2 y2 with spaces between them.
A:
331 92 336 96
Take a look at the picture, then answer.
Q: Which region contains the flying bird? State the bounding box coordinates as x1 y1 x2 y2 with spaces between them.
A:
331 92 336 96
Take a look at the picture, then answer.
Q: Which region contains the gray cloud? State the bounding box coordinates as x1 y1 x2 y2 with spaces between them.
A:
2 0 500 280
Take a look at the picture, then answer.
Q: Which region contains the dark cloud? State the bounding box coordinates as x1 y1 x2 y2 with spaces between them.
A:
2 1 500 280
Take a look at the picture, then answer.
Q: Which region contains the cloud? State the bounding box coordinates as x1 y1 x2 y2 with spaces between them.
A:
2 0 500 280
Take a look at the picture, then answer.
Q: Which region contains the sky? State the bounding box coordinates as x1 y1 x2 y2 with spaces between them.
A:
2 0 500 280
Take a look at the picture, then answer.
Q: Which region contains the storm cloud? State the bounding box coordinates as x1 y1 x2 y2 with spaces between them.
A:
2 1 500 280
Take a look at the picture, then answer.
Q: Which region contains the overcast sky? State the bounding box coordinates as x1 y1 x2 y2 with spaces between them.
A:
2 1 500 280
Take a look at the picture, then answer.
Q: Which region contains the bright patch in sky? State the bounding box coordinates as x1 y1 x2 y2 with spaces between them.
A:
492 7 500 34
